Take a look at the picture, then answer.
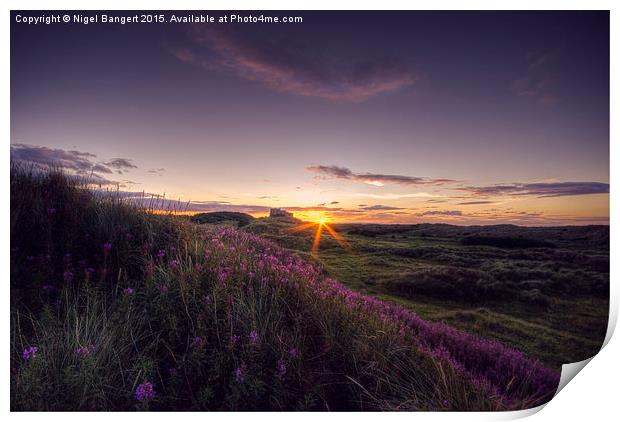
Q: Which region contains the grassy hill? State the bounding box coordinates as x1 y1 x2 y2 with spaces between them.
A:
191 211 255 227
10 169 560 410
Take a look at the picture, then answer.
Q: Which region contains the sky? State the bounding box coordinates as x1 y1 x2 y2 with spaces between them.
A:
10 11 609 225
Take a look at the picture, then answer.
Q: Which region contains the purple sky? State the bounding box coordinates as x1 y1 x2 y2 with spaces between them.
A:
10 11 609 225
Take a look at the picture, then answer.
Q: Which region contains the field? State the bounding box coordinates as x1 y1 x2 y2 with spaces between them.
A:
10 169 604 411
242 218 609 369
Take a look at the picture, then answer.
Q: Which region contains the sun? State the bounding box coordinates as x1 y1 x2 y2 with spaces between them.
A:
286 213 350 257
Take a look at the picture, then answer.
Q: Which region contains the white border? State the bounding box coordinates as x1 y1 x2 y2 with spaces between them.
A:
3 1 617 420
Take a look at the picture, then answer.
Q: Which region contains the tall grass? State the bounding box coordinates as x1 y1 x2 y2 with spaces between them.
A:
10 167 559 410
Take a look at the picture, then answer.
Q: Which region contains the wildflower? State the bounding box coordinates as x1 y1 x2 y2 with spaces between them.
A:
170 259 180 270
123 287 134 296
191 336 205 348
103 242 112 255
249 330 258 345
234 366 245 383
134 381 155 402
42 284 54 292
22 346 38 361
157 249 166 259
276 359 287 379
63 270 74 283
46 207 56 216
230 334 239 346
76 344 95 357
157 284 168 293
289 348 298 358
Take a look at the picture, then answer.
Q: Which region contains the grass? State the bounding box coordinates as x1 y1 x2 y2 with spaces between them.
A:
241 218 609 369
11 168 561 411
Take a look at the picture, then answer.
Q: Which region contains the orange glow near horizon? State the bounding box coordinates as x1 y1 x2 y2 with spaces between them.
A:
294 217 351 258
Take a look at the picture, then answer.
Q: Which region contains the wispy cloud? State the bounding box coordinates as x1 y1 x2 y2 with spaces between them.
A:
10 144 139 185
103 158 138 174
456 200 496 205
174 27 416 102
458 182 609 198
511 50 559 106
350 192 439 199
358 204 405 211
306 164 454 186
417 210 463 216
147 168 166 176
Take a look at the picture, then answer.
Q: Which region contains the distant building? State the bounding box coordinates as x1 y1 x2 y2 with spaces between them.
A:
269 208 293 218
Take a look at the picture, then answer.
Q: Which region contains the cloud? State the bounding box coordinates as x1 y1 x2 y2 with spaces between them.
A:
175 27 416 102
456 200 496 205
284 206 343 212
103 158 138 174
458 182 609 198
511 51 559 106
306 164 454 186
10 144 138 185
114 191 271 214
358 204 405 211
147 168 166 176
350 192 438 199
417 210 463 217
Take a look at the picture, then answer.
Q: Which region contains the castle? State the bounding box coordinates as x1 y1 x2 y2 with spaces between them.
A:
269 208 293 218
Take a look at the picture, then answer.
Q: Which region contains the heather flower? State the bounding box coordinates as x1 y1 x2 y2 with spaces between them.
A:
22 346 38 361
234 365 245 383
157 249 166 259
63 270 74 283
123 287 134 296
42 284 54 292
248 330 258 345
46 207 56 216
170 259 180 270
76 344 95 357
276 359 287 379
103 242 112 255
230 334 239 346
288 348 298 358
134 381 155 402
191 336 205 348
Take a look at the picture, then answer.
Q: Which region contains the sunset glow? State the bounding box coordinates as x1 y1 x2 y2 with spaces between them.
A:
9 11 609 226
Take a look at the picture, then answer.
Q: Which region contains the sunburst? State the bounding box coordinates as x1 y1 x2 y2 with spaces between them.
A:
287 214 351 257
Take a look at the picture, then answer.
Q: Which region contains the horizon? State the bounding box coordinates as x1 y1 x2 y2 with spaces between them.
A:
10 11 609 226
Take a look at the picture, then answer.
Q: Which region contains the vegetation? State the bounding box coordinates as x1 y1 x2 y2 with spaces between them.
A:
191 212 255 227
11 168 562 411
240 220 609 369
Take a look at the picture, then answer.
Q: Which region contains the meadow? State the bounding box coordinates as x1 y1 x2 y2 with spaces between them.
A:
10 169 581 410
242 218 609 369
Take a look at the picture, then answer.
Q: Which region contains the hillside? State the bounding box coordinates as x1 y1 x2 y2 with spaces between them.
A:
191 211 255 227
10 169 560 411
242 219 609 368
